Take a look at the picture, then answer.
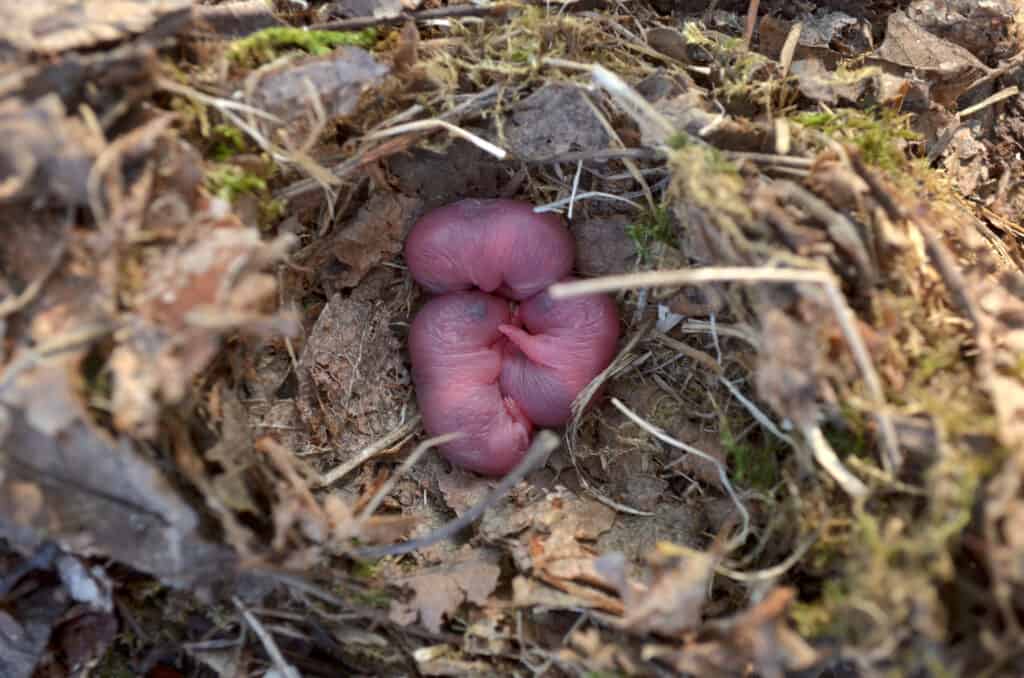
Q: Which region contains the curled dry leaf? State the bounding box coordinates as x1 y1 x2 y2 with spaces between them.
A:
112 215 297 437
481 487 617 611
595 543 714 635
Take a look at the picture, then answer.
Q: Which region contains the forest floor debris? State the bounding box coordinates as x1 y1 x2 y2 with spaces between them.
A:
2 0 1024 676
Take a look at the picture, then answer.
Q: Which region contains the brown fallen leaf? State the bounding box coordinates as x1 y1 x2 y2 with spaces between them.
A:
389 550 501 633
789 58 872 106
249 46 391 143
112 215 296 437
870 10 989 108
0 401 235 589
596 543 714 635
502 84 611 162
907 0 1018 63
0 0 192 54
191 0 284 39
0 584 69 678
325 191 421 289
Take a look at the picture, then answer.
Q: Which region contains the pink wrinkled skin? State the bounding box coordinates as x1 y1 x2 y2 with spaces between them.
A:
404 198 574 300
408 291 533 475
405 198 620 476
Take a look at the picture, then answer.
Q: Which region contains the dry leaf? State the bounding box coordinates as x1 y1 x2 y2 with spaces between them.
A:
390 551 501 633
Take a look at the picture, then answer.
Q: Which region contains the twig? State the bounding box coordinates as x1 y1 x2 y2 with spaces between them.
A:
0 235 67 319
543 58 676 145
549 267 903 473
718 376 794 446
963 50 1024 96
533 191 642 213
312 3 516 31
317 414 422 487
355 432 463 525
526 147 666 165
801 423 868 499
959 85 1020 119
743 0 761 48
727 151 812 167
568 159 583 220
652 331 722 375
364 118 507 160
351 430 560 560
233 597 300 678
714 531 817 582
611 397 750 551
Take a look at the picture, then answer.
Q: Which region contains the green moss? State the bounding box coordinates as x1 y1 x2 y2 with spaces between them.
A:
720 424 780 490
210 124 248 160
205 162 285 229
910 338 963 387
207 164 268 202
627 205 676 261
228 26 379 66
792 107 921 171
790 578 851 638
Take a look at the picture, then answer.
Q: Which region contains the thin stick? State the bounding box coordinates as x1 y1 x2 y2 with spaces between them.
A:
743 0 761 48
801 424 868 499
533 191 642 213
543 58 676 145
527 147 666 165
568 159 583 220
718 376 794 446
550 267 903 472
715 531 817 582
364 119 507 160
355 432 462 525
0 236 66 319
959 85 1020 119
352 430 560 560
233 597 300 678
611 397 750 552
317 415 422 487
549 267 831 296
311 3 516 31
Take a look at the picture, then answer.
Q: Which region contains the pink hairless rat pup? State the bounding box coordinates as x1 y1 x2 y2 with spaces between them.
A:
405 198 620 476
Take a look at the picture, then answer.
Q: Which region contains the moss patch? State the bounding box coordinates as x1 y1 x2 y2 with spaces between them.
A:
228 26 379 67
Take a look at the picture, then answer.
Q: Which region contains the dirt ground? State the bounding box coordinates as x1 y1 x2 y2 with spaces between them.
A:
2 0 1024 676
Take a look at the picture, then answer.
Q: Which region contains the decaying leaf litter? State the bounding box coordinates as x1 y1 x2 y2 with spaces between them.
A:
1 0 1024 675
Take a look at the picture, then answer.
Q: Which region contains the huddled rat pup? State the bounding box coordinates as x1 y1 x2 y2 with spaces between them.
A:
405 198 620 475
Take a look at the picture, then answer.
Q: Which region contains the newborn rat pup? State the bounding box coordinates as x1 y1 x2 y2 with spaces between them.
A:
408 290 533 476
498 283 621 428
404 198 574 300
405 198 620 475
